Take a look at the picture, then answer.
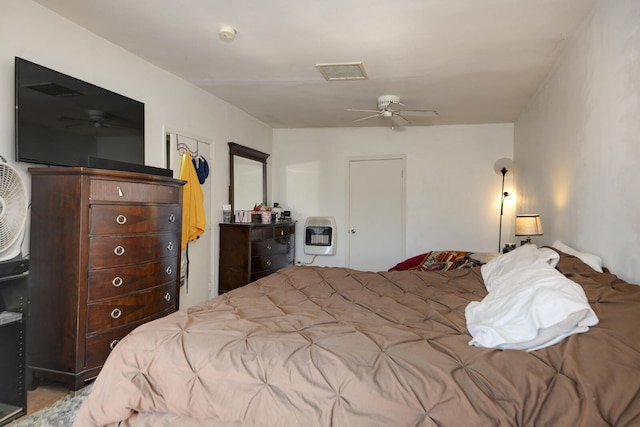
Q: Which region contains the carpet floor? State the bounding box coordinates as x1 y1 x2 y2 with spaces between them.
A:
10 383 93 427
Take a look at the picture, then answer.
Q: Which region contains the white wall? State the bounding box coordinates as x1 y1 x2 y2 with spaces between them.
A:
1 0 272 299
515 0 640 284
273 124 514 268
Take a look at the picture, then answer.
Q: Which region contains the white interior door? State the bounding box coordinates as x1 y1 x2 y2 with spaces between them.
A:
167 132 212 309
347 156 405 271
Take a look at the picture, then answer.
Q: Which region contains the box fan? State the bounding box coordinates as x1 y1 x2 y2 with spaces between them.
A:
0 157 28 261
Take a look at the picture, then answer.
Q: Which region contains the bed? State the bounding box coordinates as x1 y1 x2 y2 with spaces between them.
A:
74 247 640 426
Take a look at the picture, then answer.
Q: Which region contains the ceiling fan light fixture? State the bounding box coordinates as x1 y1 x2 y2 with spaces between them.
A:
316 62 368 81
377 95 402 110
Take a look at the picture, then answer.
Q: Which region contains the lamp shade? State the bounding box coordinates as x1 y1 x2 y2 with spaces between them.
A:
515 214 543 236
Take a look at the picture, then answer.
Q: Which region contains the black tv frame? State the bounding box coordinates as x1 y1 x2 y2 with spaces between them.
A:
14 57 171 177
87 156 173 177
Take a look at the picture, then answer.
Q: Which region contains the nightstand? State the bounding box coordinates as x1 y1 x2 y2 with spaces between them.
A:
469 252 501 266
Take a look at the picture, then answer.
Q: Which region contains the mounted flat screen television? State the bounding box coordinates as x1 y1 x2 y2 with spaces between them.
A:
14 57 169 176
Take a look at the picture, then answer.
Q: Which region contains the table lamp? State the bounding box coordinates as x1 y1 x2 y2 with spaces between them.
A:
515 214 543 245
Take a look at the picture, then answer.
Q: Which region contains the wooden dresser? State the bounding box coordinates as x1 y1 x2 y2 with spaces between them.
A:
218 221 295 293
27 167 184 391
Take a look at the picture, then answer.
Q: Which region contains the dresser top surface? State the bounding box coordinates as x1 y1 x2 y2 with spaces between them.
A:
28 166 185 186
219 220 296 228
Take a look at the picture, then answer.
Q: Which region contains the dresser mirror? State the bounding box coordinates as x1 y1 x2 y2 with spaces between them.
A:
228 142 269 212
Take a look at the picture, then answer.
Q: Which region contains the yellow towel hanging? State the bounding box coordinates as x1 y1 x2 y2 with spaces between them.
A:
179 152 205 248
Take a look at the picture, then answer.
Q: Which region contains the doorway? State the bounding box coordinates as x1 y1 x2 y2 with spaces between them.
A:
347 156 405 272
166 132 213 309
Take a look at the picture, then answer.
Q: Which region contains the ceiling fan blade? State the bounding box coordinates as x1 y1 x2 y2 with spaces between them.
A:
108 122 140 129
397 109 438 117
345 108 380 114
352 113 383 123
58 116 90 122
391 113 410 126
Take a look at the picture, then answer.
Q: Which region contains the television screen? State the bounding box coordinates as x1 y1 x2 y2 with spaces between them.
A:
14 57 145 169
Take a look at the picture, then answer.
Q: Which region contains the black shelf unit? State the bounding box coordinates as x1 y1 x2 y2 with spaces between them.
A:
0 258 29 426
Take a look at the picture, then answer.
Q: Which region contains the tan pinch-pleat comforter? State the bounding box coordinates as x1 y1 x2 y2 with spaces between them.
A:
74 252 640 426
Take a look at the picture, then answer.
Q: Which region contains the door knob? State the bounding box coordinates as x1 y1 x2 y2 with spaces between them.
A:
349 229 356 234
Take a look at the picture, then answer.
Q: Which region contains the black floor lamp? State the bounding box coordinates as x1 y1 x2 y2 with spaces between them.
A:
493 158 514 253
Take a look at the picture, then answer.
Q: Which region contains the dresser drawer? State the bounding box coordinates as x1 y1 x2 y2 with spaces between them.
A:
88 232 179 269
87 259 178 301
250 224 295 241
90 179 181 203
251 253 292 274
86 283 176 334
250 227 273 241
90 205 181 235
252 237 291 257
274 224 295 237
84 312 171 367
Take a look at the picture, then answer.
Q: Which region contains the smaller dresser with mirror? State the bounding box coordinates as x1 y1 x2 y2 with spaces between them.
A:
219 143 296 293
218 221 296 293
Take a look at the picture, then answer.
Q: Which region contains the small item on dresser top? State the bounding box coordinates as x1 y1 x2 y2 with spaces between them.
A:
503 243 516 254
235 210 251 223
222 204 232 223
261 211 271 224
273 202 284 221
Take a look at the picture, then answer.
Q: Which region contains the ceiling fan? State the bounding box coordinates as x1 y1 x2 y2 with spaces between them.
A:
345 95 437 127
58 109 136 129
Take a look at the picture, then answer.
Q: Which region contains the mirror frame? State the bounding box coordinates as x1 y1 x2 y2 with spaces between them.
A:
228 142 269 213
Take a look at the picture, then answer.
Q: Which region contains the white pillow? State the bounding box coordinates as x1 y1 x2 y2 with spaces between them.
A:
481 244 559 292
551 240 603 272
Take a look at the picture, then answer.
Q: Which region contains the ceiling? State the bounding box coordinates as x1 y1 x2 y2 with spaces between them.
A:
34 0 596 129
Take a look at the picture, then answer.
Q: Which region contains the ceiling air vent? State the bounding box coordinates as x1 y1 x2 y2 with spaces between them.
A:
25 83 82 97
315 62 368 81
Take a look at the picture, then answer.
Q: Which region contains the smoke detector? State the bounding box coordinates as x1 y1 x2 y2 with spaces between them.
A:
219 26 237 41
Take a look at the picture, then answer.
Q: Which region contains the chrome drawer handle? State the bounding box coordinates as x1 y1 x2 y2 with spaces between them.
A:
116 186 124 197
164 292 171 302
266 244 272 250
109 340 119 350
168 214 176 223
111 308 122 319
165 266 173 275
114 246 125 256
112 276 123 287
266 260 272 267
167 242 174 251
115 214 127 225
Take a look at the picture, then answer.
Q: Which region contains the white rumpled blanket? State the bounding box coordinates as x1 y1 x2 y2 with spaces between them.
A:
466 245 598 351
